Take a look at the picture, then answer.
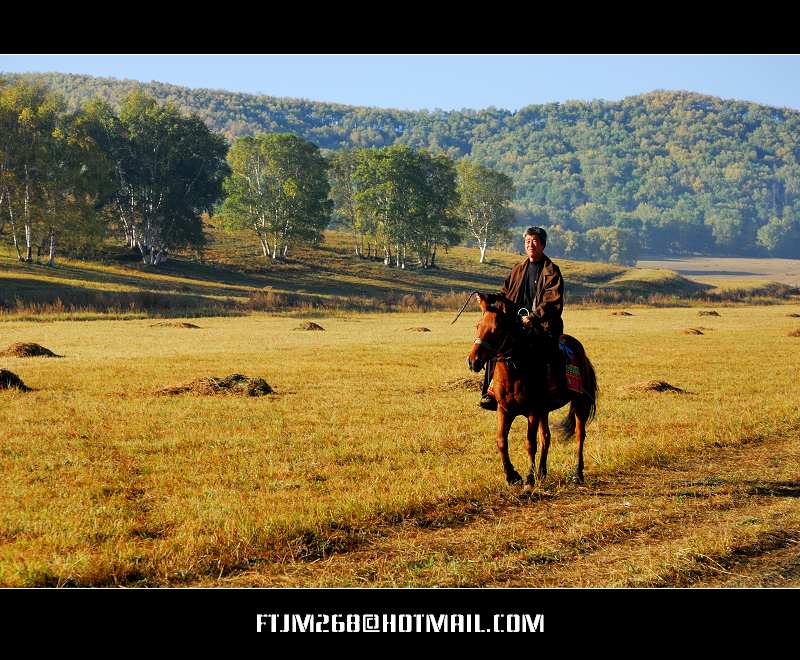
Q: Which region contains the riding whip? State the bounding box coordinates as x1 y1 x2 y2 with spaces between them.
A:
450 290 481 325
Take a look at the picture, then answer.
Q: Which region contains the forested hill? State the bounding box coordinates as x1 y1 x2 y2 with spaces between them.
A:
4 71 800 257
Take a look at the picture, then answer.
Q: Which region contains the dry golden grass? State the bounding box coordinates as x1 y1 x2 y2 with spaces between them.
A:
1 304 799 586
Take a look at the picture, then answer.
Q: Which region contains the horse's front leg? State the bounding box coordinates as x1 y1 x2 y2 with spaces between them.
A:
537 414 551 482
525 414 538 487
496 407 521 485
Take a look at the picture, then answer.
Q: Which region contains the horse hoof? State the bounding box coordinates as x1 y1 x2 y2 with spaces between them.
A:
507 471 523 485
526 473 536 487
572 471 584 485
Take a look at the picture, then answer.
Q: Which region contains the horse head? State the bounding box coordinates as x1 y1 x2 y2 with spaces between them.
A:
467 292 517 372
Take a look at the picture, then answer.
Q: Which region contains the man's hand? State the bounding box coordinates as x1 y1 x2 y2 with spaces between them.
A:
522 314 536 329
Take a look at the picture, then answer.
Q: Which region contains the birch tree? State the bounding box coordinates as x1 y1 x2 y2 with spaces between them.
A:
329 149 366 256
0 81 62 262
37 108 115 264
353 146 419 268
105 92 228 265
411 151 460 269
220 133 331 262
456 158 515 263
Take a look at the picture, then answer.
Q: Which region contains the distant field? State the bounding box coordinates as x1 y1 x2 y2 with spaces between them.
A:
1 305 799 586
6 227 796 322
637 256 800 287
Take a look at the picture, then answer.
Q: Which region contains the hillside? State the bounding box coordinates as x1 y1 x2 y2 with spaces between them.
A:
4 226 791 321
3 71 800 258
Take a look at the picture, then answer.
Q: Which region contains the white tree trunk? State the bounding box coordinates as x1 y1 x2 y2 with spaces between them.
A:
23 180 32 262
47 230 56 266
5 193 23 261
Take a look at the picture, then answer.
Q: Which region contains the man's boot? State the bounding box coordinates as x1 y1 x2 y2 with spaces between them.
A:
479 360 498 410
479 390 497 410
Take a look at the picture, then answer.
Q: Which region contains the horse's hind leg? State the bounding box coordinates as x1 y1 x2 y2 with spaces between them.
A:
537 414 551 482
524 414 539 486
573 406 586 485
497 408 522 485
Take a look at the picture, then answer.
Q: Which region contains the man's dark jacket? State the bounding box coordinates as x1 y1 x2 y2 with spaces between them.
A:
499 255 564 338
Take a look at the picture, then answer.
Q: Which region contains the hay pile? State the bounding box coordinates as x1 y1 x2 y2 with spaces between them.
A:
150 322 200 328
682 328 705 335
296 322 325 331
0 342 61 358
622 380 686 394
698 310 721 317
440 377 483 392
611 311 633 316
155 374 273 397
407 327 431 332
0 369 31 392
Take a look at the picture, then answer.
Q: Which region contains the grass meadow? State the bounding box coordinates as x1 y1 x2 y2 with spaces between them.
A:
2 304 799 586
4 227 795 324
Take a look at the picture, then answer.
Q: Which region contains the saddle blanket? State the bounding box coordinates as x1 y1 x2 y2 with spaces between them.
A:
559 338 583 394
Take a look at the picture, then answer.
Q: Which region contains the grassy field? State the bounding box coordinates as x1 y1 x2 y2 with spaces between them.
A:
637 255 800 288
6 227 795 323
1 304 799 586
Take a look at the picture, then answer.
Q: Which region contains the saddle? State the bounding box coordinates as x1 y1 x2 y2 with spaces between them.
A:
503 323 581 395
558 336 583 394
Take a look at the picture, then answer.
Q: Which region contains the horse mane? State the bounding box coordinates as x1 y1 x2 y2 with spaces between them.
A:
483 293 518 318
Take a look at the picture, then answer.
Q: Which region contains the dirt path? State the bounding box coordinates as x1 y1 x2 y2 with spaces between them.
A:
194 432 800 588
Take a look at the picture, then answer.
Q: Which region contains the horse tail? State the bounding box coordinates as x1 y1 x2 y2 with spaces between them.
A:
559 336 598 439
561 404 578 440
581 351 598 425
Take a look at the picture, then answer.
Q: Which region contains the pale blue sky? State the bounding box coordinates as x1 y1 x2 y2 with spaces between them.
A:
1 54 799 112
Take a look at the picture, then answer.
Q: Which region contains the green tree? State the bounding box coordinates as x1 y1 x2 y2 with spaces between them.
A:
105 91 229 265
328 148 364 256
757 215 800 256
573 202 612 230
38 108 115 264
584 226 640 265
409 151 460 268
221 133 331 262
704 206 747 253
0 81 62 262
353 145 419 268
456 158 515 263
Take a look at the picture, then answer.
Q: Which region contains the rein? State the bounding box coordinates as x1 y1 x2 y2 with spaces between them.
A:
473 322 520 365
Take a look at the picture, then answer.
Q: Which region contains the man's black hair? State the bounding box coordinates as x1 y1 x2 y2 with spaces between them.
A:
523 226 547 247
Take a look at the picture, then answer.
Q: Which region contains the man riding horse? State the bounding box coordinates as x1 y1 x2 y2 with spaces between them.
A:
479 226 564 410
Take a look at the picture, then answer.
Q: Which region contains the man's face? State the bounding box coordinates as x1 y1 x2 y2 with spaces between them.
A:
524 234 544 261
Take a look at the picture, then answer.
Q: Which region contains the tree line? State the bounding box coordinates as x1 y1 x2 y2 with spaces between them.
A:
0 83 228 266
0 81 516 268
6 72 799 259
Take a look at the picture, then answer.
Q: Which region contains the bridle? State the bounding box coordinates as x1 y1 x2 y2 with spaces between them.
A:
473 315 519 365
454 292 527 367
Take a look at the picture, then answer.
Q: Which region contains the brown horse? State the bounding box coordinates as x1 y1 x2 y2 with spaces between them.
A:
466 292 598 486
